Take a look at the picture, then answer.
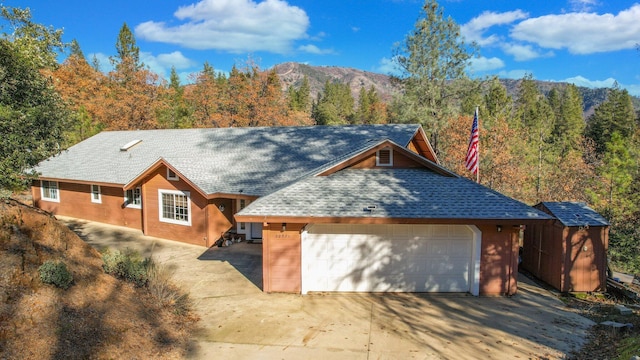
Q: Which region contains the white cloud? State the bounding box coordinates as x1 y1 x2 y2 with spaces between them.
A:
511 4 640 54
497 69 531 79
558 75 640 96
561 75 616 88
469 56 505 73
501 43 554 61
297 44 335 55
569 0 598 12
140 51 197 80
155 51 196 69
135 0 310 54
460 10 528 46
375 57 400 76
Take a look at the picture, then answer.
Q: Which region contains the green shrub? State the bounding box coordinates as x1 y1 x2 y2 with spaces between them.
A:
101 248 152 287
39 260 73 289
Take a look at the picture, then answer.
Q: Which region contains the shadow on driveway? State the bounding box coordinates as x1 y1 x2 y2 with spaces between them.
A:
198 242 263 290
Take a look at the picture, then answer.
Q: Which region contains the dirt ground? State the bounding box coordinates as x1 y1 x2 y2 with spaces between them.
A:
0 199 199 359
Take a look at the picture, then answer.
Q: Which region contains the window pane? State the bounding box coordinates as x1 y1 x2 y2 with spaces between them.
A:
162 193 175 220
43 181 58 200
133 188 141 205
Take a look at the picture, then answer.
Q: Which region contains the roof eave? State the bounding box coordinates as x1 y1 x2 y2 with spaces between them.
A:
234 214 554 225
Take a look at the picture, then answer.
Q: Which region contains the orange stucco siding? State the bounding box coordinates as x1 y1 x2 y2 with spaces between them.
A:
33 165 235 247
141 166 228 247
32 180 142 230
262 223 303 293
478 225 519 295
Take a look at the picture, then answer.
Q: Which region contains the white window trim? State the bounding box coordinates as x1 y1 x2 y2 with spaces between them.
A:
376 147 393 167
167 168 179 181
91 184 101 204
237 199 247 233
40 180 60 203
158 189 191 226
125 187 142 209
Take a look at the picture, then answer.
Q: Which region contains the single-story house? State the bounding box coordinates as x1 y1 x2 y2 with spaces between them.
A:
521 202 609 292
33 124 552 296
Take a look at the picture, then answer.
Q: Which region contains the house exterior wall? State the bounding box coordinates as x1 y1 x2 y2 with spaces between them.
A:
141 166 223 247
32 180 142 230
477 225 519 295
262 222 302 293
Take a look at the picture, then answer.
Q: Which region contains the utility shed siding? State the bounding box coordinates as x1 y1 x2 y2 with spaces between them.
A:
522 202 609 292
32 180 142 230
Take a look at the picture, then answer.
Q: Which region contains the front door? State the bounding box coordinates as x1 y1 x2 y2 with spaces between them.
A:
250 222 263 239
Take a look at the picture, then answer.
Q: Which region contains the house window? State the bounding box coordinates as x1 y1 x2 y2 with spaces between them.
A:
41 181 59 202
125 187 142 208
91 185 101 203
376 148 393 166
167 168 178 181
159 190 191 226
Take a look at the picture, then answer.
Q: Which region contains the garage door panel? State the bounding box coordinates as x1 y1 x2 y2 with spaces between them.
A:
303 224 473 293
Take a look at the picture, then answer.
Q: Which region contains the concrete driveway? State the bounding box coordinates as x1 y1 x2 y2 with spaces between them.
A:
62 217 594 359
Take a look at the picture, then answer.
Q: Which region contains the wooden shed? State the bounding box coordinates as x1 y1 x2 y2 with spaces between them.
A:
522 202 609 292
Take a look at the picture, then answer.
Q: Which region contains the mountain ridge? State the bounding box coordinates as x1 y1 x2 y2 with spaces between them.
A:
272 62 638 119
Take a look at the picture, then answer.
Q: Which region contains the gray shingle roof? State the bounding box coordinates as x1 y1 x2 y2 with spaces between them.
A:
540 202 609 227
238 168 554 221
35 124 420 196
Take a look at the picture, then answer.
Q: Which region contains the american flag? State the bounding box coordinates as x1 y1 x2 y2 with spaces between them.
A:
465 108 479 175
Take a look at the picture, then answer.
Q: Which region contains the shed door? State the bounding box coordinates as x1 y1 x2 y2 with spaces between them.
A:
301 224 473 293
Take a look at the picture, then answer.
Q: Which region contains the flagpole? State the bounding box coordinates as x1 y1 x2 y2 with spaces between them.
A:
476 106 480 184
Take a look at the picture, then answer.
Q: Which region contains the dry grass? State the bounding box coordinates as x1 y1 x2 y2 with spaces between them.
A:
0 199 199 359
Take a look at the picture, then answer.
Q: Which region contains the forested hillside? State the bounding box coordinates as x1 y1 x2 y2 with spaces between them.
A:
1 3 639 274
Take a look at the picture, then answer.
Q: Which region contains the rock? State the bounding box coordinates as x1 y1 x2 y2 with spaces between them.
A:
615 304 633 315
600 321 633 329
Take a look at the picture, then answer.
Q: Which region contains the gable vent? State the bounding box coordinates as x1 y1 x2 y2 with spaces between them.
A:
376 148 393 166
120 139 142 151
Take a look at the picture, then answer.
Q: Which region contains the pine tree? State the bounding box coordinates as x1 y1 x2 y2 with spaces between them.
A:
390 0 478 154
586 82 637 154
69 39 85 61
551 84 584 155
312 81 354 125
114 22 140 71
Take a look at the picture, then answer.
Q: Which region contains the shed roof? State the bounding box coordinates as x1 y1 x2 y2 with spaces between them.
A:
236 167 554 223
35 124 421 196
539 202 609 227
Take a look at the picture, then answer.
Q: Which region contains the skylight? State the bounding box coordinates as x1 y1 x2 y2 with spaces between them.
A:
120 139 142 151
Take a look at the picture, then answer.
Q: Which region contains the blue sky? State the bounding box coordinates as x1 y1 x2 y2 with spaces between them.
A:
7 0 640 95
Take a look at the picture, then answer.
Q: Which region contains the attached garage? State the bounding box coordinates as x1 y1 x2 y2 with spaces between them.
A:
235 140 554 296
301 224 481 295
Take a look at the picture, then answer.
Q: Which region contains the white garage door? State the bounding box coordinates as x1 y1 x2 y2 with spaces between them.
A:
302 224 476 293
